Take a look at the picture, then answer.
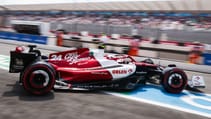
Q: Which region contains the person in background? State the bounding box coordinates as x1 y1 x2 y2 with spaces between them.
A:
100 33 108 43
188 41 204 64
56 31 63 46
98 33 108 50
128 35 141 56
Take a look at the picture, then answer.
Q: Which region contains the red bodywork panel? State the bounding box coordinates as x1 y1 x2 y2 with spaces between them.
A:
48 48 113 83
56 67 112 83
135 62 158 68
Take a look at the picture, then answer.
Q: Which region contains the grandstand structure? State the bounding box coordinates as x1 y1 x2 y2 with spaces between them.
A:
1 0 211 44
0 0 211 11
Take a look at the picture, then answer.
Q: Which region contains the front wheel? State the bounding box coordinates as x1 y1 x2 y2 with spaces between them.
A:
162 68 187 94
22 62 56 95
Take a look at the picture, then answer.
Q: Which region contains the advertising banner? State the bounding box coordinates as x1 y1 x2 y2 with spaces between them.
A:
203 53 211 65
0 31 47 44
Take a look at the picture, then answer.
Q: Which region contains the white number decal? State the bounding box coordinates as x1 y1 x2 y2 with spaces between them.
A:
50 55 62 60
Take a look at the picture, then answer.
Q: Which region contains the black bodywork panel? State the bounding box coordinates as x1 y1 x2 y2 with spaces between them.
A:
9 51 37 73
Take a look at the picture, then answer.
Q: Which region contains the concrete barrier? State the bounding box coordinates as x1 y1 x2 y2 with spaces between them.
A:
62 34 191 61
47 36 57 46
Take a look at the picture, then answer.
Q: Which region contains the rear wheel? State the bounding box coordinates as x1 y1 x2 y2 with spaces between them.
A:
22 62 55 95
162 68 187 93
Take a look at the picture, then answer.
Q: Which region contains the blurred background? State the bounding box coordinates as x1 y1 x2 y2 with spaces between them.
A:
1 0 211 65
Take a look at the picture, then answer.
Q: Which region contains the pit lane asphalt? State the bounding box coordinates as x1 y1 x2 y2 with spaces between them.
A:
0 43 210 119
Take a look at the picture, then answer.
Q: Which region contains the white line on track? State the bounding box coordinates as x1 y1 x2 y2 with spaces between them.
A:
105 91 211 118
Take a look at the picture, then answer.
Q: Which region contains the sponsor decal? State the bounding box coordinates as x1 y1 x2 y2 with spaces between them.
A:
50 52 90 65
192 76 204 86
64 53 90 65
91 72 108 75
75 84 120 89
64 52 78 61
112 70 127 74
128 69 133 73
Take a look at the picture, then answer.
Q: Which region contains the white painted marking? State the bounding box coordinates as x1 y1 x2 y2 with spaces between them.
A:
182 96 211 110
0 65 9 70
106 91 211 118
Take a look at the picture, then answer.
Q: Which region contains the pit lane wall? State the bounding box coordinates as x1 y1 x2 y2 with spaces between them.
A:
61 33 209 64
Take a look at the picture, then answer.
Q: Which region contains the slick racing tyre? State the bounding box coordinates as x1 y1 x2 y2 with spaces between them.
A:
162 68 187 94
22 62 56 95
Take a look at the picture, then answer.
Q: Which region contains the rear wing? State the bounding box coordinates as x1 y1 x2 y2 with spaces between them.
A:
9 51 37 73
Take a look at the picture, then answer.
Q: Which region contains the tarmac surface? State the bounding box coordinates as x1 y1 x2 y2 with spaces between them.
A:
0 43 211 119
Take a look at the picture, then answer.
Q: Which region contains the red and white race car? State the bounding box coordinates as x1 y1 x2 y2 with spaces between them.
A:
9 45 205 95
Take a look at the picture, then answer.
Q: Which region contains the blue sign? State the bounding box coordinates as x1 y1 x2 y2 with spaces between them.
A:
198 13 211 17
203 53 211 65
0 31 47 44
110 85 211 118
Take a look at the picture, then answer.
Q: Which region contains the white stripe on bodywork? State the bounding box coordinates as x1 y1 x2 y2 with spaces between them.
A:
91 49 136 80
106 63 136 79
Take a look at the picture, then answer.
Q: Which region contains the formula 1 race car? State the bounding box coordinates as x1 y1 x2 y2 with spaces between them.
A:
9 45 205 95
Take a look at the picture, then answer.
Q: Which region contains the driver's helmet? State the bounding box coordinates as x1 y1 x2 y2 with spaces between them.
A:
98 43 105 49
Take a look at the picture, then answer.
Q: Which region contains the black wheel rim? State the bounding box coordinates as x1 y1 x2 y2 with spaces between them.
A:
29 70 50 89
168 73 184 88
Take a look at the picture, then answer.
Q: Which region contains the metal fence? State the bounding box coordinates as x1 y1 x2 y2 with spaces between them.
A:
50 22 211 44
50 22 133 35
